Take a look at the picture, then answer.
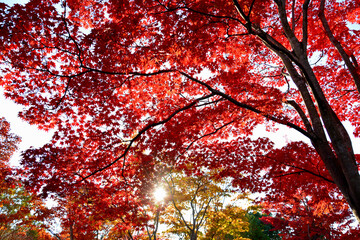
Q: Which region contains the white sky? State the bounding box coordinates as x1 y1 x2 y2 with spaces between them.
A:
0 90 54 166
1 0 27 6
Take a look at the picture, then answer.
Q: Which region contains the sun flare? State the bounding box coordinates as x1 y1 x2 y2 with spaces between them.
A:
153 187 167 202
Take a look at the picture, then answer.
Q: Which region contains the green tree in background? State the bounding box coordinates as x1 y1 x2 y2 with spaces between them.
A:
241 212 281 240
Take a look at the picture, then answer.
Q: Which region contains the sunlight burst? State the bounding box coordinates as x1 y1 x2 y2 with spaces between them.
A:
153 187 167 203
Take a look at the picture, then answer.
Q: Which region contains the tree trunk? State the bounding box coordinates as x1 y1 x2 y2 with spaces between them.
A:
232 0 360 222
69 222 74 240
190 231 197 240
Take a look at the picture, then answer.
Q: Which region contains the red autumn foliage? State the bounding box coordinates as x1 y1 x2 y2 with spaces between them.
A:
1 0 360 237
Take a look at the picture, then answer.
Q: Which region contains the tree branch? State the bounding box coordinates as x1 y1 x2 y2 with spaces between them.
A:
285 99 312 132
165 176 194 232
282 163 335 184
319 0 360 94
179 71 314 139
291 0 296 32
80 93 215 181
155 0 245 26
302 0 310 50
184 120 235 152
275 0 303 55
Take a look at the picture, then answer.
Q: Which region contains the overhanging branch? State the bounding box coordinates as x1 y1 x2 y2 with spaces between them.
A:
179 71 314 139
80 93 215 181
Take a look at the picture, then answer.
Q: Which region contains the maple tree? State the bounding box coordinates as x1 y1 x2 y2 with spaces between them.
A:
1 0 360 235
40 152 171 240
44 184 153 240
257 143 360 239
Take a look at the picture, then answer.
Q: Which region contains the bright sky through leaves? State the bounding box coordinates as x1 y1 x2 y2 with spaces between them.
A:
153 187 167 203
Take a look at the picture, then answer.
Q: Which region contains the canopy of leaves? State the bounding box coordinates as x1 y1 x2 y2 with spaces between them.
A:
1 0 360 237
